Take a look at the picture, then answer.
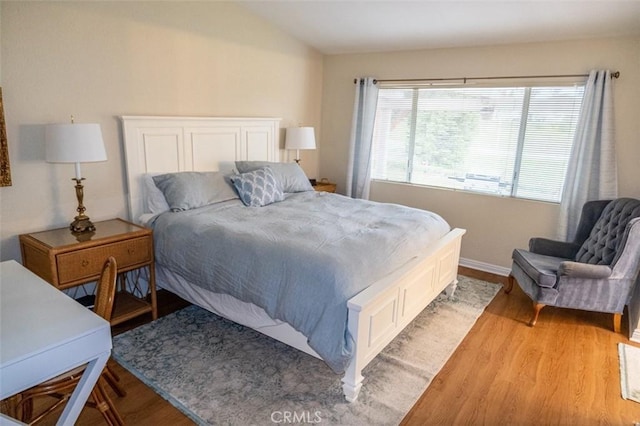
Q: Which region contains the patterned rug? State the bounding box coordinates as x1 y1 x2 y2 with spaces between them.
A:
619 343 640 403
113 276 499 425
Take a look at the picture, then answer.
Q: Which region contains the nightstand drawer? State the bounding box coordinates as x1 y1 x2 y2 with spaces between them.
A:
57 237 152 284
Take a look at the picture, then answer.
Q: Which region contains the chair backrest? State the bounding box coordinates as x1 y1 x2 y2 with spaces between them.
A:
575 198 640 265
572 200 612 246
94 256 118 322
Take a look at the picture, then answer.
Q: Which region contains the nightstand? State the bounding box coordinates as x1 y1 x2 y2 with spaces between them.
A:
19 218 157 326
314 182 337 193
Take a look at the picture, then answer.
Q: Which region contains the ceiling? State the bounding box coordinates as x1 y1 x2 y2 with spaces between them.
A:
239 1 640 54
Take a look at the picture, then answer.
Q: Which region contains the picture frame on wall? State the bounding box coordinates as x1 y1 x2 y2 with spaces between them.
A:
0 87 11 187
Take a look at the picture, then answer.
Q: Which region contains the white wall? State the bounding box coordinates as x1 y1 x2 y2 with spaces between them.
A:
0 1 323 261
320 36 640 270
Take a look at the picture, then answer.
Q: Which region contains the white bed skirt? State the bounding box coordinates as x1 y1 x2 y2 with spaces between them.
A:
156 264 322 359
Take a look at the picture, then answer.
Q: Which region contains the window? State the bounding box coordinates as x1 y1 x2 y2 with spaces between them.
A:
371 82 585 202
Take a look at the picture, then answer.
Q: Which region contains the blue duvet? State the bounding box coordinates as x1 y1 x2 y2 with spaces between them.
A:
150 191 450 373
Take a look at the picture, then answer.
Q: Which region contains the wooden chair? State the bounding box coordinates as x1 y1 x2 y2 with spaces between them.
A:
10 257 126 425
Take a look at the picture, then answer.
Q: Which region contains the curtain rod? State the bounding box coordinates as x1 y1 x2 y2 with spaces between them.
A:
354 71 620 84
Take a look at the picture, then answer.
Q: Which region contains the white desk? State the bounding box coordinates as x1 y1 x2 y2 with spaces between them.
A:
0 260 112 425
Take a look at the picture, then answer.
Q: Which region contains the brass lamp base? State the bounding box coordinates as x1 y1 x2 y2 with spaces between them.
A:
70 215 96 233
70 178 95 233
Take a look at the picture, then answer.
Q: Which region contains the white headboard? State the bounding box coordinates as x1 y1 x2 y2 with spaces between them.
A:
120 116 281 223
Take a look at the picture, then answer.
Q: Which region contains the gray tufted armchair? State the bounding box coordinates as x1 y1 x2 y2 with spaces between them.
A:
505 198 640 332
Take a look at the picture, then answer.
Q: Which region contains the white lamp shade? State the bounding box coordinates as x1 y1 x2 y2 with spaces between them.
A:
45 123 107 163
285 127 316 150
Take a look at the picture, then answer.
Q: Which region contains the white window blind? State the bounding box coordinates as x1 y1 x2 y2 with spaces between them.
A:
371 83 585 202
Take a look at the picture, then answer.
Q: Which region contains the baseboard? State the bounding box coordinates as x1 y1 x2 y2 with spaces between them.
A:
459 257 510 277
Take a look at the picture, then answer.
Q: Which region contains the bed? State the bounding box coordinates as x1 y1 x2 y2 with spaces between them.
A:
121 115 466 402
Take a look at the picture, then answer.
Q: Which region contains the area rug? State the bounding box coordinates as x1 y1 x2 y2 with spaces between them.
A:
113 276 499 425
619 343 640 403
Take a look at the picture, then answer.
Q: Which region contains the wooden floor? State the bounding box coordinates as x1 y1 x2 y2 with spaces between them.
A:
21 268 640 425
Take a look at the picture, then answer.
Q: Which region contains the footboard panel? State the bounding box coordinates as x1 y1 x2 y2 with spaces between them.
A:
342 228 465 401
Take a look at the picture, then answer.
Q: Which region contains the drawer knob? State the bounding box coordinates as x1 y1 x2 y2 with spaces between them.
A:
81 260 89 267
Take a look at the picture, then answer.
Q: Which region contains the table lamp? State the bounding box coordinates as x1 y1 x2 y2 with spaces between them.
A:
285 127 316 164
45 121 107 233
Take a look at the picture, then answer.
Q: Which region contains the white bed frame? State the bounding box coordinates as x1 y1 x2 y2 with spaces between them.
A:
121 115 466 402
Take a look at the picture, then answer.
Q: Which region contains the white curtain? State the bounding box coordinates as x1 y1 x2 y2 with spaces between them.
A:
558 70 618 241
346 77 379 199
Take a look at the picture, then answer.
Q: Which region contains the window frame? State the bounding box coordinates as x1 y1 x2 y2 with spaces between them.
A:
371 79 586 203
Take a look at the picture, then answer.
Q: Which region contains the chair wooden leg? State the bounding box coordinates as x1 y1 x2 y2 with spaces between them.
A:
103 365 127 397
103 390 124 426
613 313 622 333
504 274 515 294
91 379 124 426
90 386 113 426
529 303 545 327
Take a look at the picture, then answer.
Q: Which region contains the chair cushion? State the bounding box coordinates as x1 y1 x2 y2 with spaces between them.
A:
512 249 568 288
575 198 640 265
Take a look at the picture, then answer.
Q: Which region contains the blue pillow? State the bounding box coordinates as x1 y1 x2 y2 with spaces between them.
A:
152 172 238 212
231 167 285 207
235 161 313 193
